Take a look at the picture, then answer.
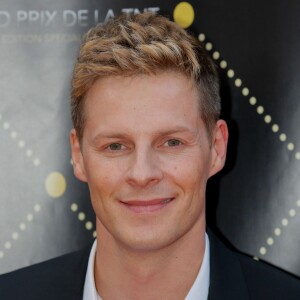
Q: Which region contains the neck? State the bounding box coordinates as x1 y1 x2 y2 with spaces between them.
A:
94 217 206 300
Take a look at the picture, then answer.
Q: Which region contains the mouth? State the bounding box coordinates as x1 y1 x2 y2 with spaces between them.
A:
120 197 175 213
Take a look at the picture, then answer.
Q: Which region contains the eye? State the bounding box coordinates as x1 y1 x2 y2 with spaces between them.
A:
164 139 182 147
107 143 124 151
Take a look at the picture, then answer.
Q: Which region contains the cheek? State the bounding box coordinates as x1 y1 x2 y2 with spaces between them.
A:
168 155 207 178
86 156 124 180
89 174 118 197
87 170 118 219
85 159 124 199
166 156 210 191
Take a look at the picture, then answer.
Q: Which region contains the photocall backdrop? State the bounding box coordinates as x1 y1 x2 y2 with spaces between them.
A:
0 0 300 277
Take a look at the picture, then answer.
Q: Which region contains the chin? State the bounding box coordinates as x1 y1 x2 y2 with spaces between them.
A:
116 228 185 253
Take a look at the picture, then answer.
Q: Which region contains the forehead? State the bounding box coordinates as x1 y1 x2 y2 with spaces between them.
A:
85 71 199 108
83 72 203 137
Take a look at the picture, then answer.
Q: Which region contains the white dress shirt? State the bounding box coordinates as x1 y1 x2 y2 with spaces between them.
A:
83 234 210 300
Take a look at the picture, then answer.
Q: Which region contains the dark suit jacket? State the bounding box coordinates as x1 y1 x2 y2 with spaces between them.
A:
0 231 299 300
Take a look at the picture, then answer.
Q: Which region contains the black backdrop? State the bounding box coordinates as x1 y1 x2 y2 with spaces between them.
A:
0 0 300 277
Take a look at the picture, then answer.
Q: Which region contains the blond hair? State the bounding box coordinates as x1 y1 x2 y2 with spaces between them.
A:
71 13 220 140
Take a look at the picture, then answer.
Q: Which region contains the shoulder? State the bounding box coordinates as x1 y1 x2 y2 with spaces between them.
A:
0 243 92 300
236 252 300 299
208 229 300 300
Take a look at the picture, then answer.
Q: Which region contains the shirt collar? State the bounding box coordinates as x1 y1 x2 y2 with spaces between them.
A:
83 234 210 300
83 240 100 300
185 233 210 300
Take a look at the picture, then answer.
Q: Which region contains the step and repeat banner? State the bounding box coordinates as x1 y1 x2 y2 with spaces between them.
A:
0 0 299 277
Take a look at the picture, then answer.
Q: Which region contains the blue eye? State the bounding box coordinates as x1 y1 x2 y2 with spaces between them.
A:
165 139 182 147
108 143 123 151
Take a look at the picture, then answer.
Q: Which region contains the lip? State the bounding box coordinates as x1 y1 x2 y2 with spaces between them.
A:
120 198 175 213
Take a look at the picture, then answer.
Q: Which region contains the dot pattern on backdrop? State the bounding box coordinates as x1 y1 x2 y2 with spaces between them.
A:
0 113 44 259
196 31 300 257
0 113 95 260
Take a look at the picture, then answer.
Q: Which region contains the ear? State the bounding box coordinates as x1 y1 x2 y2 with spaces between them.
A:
70 129 87 182
208 120 229 178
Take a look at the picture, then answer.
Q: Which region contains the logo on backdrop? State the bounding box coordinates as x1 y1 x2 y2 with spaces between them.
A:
0 2 195 44
0 7 160 28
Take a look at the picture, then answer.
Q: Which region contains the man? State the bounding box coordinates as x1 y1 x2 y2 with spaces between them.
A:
1 12 300 300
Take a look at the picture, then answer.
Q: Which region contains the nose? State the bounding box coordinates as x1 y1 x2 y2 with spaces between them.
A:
126 146 163 187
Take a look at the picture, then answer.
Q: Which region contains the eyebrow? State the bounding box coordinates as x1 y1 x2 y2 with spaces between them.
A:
155 126 195 136
91 126 195 143
90 132 131 144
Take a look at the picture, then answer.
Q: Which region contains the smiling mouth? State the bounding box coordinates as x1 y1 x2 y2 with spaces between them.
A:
120 198 175 213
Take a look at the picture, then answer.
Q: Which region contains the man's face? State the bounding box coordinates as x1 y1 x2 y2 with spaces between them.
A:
71 72 227 252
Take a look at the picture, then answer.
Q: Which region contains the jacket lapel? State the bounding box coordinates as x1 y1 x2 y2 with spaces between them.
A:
207 230 250 300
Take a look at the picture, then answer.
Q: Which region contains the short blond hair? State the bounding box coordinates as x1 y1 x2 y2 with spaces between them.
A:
71 13 220 140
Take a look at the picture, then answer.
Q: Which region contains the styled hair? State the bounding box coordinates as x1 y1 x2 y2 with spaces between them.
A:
71 12 220 141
